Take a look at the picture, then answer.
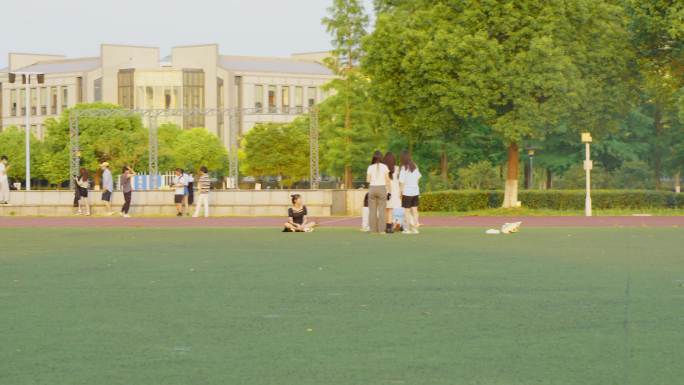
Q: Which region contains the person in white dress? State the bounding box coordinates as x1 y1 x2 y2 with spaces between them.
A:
383 152 401 233
0 155 10 204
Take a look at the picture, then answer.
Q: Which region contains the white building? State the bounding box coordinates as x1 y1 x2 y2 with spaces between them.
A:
0 44 335 147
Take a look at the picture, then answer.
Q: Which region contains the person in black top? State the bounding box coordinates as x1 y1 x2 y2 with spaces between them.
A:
283 194 317 232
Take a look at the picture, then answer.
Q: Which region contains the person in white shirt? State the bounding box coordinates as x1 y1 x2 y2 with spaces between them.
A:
100 162 114 215
399 150 422 234
173 168 186 217
0 155 9 204
383 152 401 233
366 151 391 234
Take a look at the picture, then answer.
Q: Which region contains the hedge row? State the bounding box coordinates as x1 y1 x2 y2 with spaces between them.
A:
420 190 684 211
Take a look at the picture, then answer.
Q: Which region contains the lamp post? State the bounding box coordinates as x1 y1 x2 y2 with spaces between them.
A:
581 132 593 217
526 147 536 189
13 72 43 191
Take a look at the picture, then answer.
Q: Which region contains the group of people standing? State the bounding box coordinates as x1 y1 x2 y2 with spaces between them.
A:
365 150 421 234
172 167 211 218
74 162 136 217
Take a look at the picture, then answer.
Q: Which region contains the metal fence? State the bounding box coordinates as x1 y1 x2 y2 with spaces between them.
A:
68 107 320 190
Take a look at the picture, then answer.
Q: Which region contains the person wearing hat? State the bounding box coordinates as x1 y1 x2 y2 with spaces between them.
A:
100 162 114 215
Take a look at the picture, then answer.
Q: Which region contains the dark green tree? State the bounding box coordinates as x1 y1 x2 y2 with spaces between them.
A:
322 0 370 188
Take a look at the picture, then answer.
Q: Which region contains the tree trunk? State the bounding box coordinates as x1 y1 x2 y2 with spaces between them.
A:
344 165 353 189
546 168 553 190
440 146 448 182
523 162 530 189
675 171 681 193
654 104 663 189
502 142 520 208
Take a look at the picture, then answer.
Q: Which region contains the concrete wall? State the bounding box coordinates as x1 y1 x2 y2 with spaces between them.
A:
0 190 367 217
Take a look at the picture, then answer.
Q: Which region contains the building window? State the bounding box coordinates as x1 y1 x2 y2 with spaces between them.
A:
30 88 37 115
20 88 26 116
146 86 154 109
281 86 290 113
307 87 317 107
117 69 135 109
254 85 263 112
10 89 17 116
164 89 172 110
61 87 69 111
268 85 276 113
94 78 103 102
295 86 303 113
182 69 205 128
40 87 47 115
50 87 57 114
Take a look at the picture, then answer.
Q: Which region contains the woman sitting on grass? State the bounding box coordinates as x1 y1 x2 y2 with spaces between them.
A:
283 194 317 232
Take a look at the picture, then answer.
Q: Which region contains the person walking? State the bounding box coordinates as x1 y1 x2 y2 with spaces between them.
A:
193 166 211 218
173 168 186 217
182 169 191 216
186 171 195 207
399 150 422 234
0 155 10 204
383 152 401 233
366 151 391 234
75 168 91 216
100 162 114 215
120 166 135 218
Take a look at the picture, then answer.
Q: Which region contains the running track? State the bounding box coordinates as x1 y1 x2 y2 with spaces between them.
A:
0 216 683 228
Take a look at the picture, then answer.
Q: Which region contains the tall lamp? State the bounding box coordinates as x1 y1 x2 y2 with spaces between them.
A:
581 132 593 217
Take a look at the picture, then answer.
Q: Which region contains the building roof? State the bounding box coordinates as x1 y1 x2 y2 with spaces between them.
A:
219 55 333 75
13 57 100 74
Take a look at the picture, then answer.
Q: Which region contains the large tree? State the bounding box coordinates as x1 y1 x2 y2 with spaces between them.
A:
318 73 387 183
173 128 229 176
41 103 147 185
364 0 634 206
241 122 309 188
0 126 43 184
625 0 684 188
322 0 369 188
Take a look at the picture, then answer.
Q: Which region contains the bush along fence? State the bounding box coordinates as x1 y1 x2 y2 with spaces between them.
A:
420 190 684 212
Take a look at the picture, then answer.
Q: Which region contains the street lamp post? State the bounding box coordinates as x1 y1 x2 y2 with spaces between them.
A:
526 148 536 189
13 72 43 191
581 132 593 217
24 75 30 190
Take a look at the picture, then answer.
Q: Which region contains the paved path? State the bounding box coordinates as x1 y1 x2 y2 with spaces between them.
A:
0 216 683 228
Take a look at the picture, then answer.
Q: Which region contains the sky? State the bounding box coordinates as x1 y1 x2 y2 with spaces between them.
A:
0 0 375 68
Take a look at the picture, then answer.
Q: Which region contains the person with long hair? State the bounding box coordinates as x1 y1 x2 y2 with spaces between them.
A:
383 152 401 233
120 165 135 218
283 194 317 232
75 168 91 216
399 150 422 234
366 150 391 234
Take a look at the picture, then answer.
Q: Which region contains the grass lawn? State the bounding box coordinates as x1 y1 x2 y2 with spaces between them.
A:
1 227 683 385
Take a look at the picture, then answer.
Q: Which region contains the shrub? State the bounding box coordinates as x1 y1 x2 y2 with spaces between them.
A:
420 190 683 211
456 161 501 189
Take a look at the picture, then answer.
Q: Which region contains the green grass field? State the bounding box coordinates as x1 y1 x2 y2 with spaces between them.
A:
2 227 683 385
